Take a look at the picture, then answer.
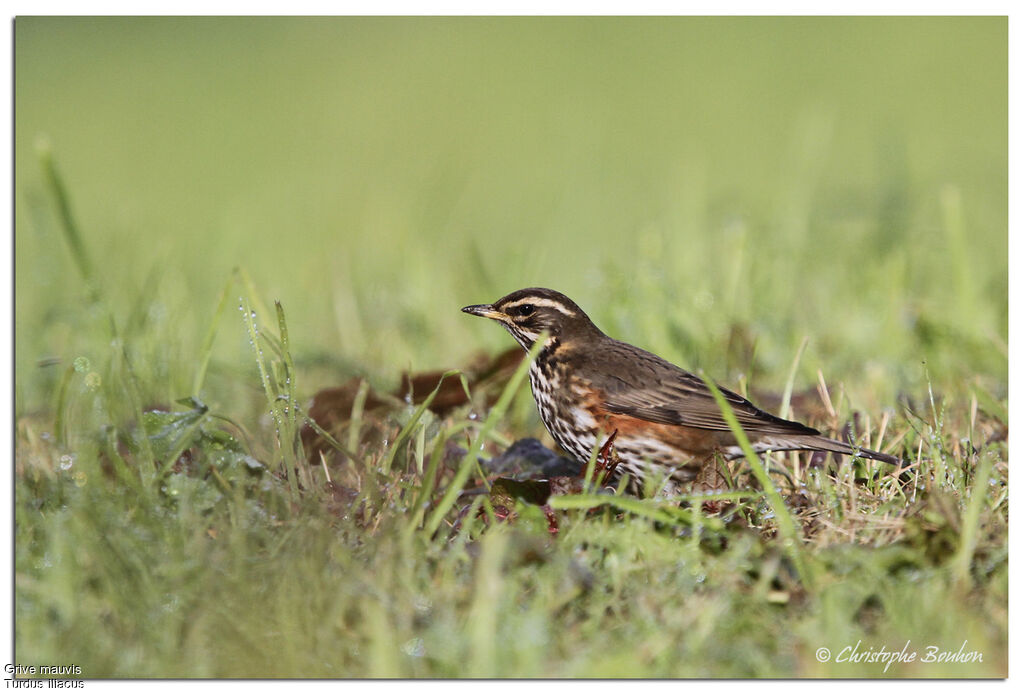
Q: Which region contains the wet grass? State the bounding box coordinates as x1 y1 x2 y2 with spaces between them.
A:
13 17 1007 678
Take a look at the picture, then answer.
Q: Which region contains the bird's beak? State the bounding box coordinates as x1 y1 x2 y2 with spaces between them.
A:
461 303 506 321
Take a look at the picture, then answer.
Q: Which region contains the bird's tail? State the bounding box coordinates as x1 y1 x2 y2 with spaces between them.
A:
752 434 901 466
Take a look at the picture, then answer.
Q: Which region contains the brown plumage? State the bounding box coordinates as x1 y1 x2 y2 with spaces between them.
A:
463 287 898 494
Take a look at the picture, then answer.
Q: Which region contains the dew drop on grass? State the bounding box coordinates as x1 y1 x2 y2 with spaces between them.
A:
414 595 433 614
59 454 74 470
73 356 90 373
84 372 102 390
401 637 426 658
694 290 715 311
162 594 181 614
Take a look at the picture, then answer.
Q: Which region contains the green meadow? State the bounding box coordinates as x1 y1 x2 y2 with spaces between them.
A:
14 17 1007 677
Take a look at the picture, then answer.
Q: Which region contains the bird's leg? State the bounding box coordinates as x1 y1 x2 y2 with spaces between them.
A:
694 451 730 513
595 429 620 488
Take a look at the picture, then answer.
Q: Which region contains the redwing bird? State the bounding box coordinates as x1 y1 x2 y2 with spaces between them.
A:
463 287 898 494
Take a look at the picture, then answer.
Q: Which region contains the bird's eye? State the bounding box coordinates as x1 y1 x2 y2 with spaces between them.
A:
514 304 535 317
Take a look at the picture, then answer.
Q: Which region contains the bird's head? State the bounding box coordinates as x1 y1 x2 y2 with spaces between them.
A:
461 287 601 351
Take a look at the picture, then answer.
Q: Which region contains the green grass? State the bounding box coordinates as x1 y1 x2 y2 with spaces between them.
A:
13 17 1007 678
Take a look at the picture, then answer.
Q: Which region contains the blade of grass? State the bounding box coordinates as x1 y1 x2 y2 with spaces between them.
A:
467 527 509 677
580 435 603 493
39 144 155 476
424 335 545 538
779 336 809 419
547 494 719 529
156 414 208 478
37 138 95 290
52 364 75 448
925 368 947 486
403 420 476 535
952 453 995 588
347 379 371 454
971 384 1007 424
192 274 235 398
698 371 815 590
380 370 465 476
236 266 274 329
415 419 426 476
293 405 360 463
275 301 309 491
241 294 298 503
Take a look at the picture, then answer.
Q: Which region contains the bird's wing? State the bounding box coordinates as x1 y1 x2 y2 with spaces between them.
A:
591 341 820 437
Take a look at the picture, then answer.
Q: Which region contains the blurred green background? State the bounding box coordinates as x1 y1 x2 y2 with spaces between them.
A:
15 16 1007 417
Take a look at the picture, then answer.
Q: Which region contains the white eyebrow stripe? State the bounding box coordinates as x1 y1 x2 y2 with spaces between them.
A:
503 298 577 316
